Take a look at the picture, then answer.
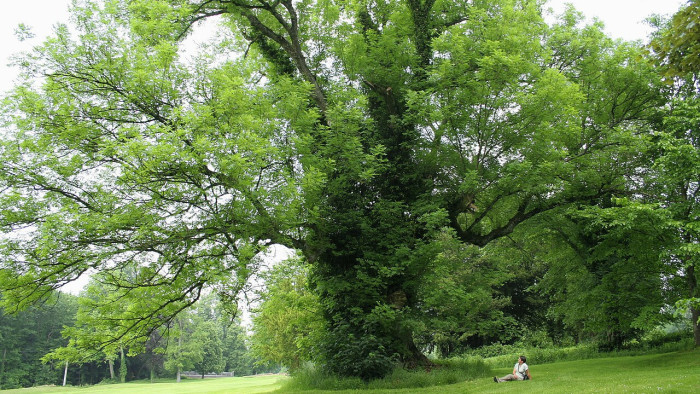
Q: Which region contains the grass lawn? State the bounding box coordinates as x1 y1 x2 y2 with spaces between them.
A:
7 349 699 393
1 375 285 394
285 349 700 393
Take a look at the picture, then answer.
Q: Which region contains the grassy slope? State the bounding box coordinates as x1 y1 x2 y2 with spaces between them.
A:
7 349 699 393
287 349 700 393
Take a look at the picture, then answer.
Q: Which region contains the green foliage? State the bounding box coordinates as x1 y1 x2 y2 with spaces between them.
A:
647 92 700 345
190 320 225 377
539 204 675 349
221 318 255 376
414 229 515 356
650 0 700 79
0 293 78 389
0 0 309 322
251 257 324 373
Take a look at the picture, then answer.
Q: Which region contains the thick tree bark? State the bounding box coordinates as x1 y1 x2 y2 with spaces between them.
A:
401 330 432 369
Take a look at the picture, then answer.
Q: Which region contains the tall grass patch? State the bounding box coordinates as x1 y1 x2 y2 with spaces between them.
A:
281 357 491 391
473 329 695 368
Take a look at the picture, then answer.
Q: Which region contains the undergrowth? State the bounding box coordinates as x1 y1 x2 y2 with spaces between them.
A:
477 330 695 368
280 357 490 391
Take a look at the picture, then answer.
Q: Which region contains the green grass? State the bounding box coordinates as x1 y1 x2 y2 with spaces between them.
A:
7 349 700 393
1 375 285 394
282 349 700 393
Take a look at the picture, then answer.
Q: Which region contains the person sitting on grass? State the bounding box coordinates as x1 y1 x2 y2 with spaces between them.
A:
493 355 532 382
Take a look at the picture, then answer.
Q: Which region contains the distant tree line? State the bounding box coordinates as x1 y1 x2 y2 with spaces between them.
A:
0 289 274 389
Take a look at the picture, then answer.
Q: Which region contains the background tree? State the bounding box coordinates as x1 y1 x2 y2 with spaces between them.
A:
640 88 700 345
42 340 96 387
250 257 324 372
0 293 78 389
650 0 700 80
163 316 198 383
190 320 225 378
647 0 700 346
221 317 255 376
536 206 675 349
413 229 514 356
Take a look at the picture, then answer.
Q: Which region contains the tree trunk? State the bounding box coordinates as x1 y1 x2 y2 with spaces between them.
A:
63 361 68 387
688 264 700 346
120 346 127 383
1 348 6 384
401 331 432 370
692 306 700 347
177 327 182 383
108 359 115 380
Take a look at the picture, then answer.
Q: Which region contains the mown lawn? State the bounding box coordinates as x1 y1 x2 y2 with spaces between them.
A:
1 374 285 394
8 349 699 393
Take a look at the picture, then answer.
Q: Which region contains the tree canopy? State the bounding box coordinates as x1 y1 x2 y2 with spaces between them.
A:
0 0 695 380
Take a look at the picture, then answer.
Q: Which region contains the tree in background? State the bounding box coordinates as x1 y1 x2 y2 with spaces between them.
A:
537 206 675 349
56 272 153 382
251 257 323 373
190 320 225 378
221 317 255 376
42 339 95 387
646 0 700 346
0 293 78 389
650 0 700 80
164 316 198 382
651 94 700 346
413 229 514 356
163 297 251 380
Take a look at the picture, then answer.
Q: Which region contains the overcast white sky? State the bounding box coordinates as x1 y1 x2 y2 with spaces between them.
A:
0 0 688 94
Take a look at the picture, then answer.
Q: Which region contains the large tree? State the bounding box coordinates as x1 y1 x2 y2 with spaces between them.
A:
0 0 667 378
648 0 700 346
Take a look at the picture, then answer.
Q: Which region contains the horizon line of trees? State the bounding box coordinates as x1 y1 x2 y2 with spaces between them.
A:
0 289 278 390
